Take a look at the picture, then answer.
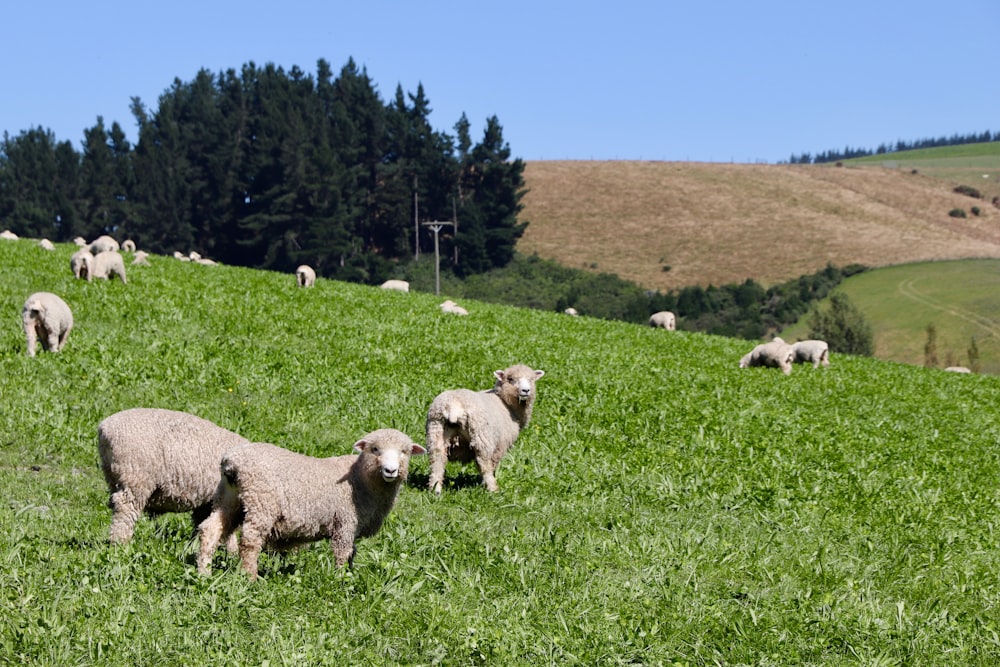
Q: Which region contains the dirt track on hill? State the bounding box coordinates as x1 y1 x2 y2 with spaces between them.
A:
518 161 1000 290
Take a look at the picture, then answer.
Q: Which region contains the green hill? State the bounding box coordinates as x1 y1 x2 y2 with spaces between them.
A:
2 239 1000 664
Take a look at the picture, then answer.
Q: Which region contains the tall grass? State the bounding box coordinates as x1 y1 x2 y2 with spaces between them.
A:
2 239 999 665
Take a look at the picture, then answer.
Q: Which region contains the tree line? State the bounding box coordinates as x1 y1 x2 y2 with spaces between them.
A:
0 58 527 283
786 129 997 165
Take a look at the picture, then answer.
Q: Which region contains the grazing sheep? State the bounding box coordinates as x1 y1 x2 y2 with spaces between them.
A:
92 250 127 283
944 366 972 373
196 428 426 580
173 251 191 262
564 307 579 316
39 238 55 251
194 257 218 266
739 337 795 375
22 292 73 357
439 299 469 316
70 247 94 281
1 230 18 240
72 236 88 246
97 408 251 544
188 251 201 261
121 239 136 252
296 265 316 287
380 279 410 292
132 250 150 266
88 235 120 254
426 364 545 494
649 311 676 330
790 339 830 368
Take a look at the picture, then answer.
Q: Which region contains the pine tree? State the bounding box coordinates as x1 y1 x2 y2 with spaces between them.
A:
807 293 874 356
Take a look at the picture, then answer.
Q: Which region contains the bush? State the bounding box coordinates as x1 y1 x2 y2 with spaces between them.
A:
948 208 967 218
953 185 983 199
971 206 981 216
807 292 874 356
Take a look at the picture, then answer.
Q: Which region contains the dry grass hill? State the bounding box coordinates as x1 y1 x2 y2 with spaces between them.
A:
518 160 1000 291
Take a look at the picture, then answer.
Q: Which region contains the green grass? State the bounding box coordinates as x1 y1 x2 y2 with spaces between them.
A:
780 259 1000 374
844 142 1000 201
3 239 1000 665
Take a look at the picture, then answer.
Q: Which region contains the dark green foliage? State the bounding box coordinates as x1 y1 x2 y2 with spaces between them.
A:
969 336 981 373
948 208 967 218
807 292 874 356
953 184 983 198
971 206 981 216
924 323 939 368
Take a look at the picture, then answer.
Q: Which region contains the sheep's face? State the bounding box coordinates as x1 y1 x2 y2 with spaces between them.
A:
23 302 43 324
494 366 545 403
354 430 427 483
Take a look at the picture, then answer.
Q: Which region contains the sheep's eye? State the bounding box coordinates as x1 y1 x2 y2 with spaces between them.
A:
370 447 380 454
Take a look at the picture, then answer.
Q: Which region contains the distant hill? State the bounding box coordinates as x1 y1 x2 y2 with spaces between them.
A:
518 144 1000 292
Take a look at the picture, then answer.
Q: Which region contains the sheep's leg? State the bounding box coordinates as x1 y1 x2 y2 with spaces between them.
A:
330 528 356 568
108 487 145 544
57 329 70 352
474 447 501 493
44 329 60 353
24 327 37 357
196 510 225 574
426 420 448 495
238 522 267 580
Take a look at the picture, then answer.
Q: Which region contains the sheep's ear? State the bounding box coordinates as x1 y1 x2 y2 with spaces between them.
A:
534 370 545 380
353 438 368 453
494 370 505 382
410 443 427 456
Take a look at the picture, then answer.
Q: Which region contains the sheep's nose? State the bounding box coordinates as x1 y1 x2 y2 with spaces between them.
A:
382 464 400 480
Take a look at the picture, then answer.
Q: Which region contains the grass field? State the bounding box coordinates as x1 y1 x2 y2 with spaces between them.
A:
2 239 1000 665
780 259 1000 375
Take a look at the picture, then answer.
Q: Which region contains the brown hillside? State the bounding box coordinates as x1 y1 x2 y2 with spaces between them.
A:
518 161 1000 291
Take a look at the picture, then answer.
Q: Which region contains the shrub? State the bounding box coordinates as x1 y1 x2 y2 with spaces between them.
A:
807 292 874 356
971 206 981 216
948 208 967 218
953 185 983 199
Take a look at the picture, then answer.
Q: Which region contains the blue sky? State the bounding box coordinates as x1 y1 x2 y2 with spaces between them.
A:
2 1 996 163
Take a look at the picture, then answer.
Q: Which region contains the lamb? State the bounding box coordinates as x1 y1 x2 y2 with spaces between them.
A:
739 337 795 375
564 307 579 316
439 299 468 315
649 311 676 330
380 279 410 292
72 236 88 246
425 364 545 494
88 235 120 254
132 250 150 266
790 339 830 368
173 251 191 262
92 250 127 283
97 408 251 544
1 230 19 240
22 292 73 357
38 238 55 251
944 366 972 373
121 239 136 252
296 264 316 287
70 247 94 281
196 428 426 580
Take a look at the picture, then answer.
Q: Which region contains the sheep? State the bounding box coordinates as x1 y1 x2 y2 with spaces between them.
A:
425 364 545 494
380 279 410 292
649 311 676 330
72 236 88 246
196 428 426 580
1 230 18 240
439 299 469 316
92 250 127 283
739 337 794 375
121 239 136 252
944 366 972 373
132 250 150 266
790 339 830 368
564 307 579 316
38 238 55 251
70 247 94 281
296 264 316 287
97 408 251 544
188 251 201 261
173 251 191 262
22 292 73 357
194 257 218 266
88 235 120 254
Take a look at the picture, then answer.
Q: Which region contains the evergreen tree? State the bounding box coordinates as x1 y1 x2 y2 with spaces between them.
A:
807 293 874 356
924 324 938 368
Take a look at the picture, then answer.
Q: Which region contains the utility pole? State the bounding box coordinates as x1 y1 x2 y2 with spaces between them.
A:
421 221 454 296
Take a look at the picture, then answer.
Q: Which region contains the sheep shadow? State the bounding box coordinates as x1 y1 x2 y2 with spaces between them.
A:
406 470 483 492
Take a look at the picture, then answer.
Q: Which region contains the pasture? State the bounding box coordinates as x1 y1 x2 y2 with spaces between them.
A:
2 239 1000 665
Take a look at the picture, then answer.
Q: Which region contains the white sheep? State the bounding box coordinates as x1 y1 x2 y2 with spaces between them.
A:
1 230 19 240
173 251 191 262
132 250 150 266
121 239 136 252
944 366 972 373
188 251 202 261
439 299 468 315
194 257 218 266
22 292 73 357
97 408 251 544
92 250 127 283
196 428 426 580
296 264 316 287
649 311 676 330
739 337 794 375
70 247 94 281
88 235 120 254
564 307 579 316
38 238 55 251
790 339 830 368
425 364 545 494
72 236 88 246
380 279 410 292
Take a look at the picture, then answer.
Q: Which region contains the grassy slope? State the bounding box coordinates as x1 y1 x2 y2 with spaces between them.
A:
518 146 1000 293
2 239 1000 664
